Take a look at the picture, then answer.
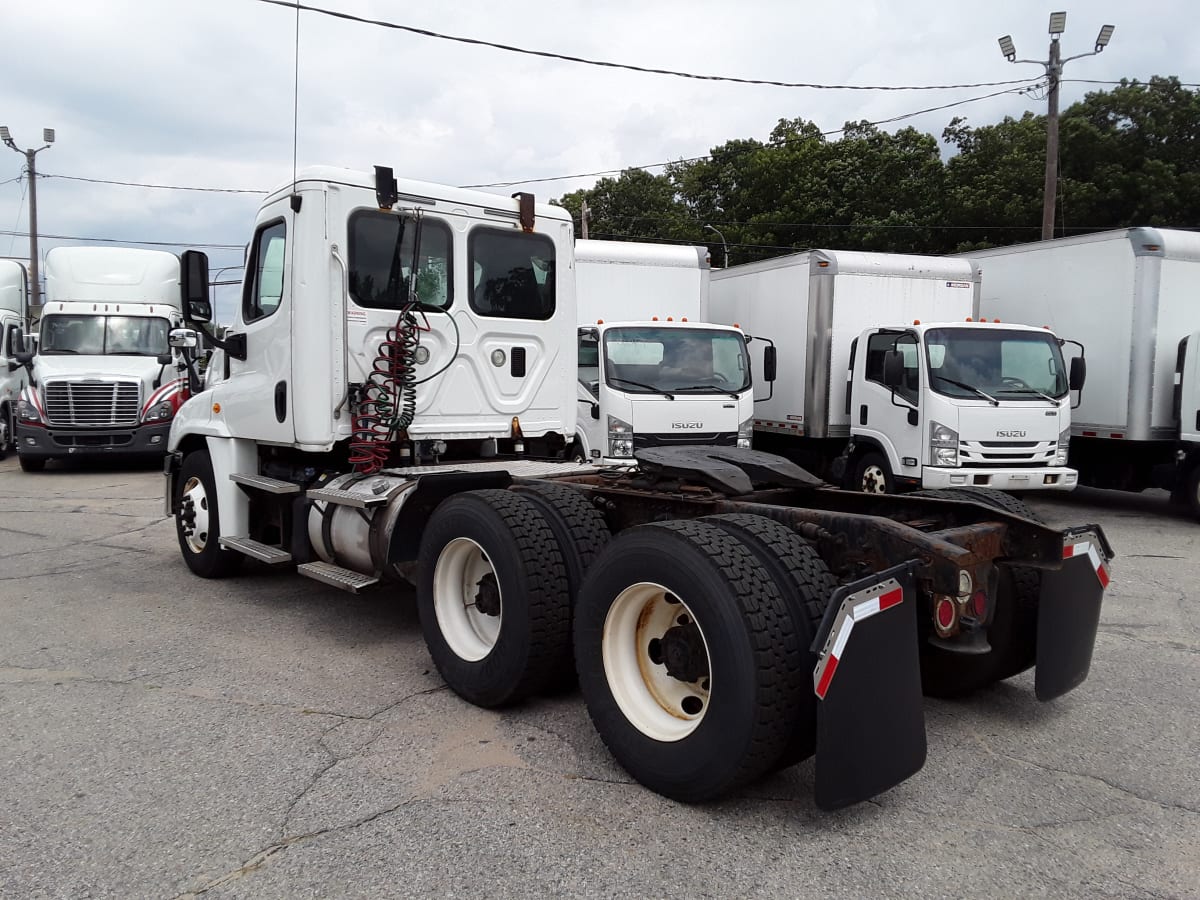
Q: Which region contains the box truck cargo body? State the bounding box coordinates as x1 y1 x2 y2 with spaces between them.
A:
965 227 1200 516
14 247 187 470
0 260 30 459
573 240 754 463
710 250 1078 492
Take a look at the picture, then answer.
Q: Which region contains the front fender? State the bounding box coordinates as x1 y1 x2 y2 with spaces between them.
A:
168 389 230 452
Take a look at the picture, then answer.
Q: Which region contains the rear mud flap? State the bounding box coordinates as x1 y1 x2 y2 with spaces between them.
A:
1035 528 1111 701
811 563 926 811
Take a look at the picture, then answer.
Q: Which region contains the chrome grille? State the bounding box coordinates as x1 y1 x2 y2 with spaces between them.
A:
44 380 141 427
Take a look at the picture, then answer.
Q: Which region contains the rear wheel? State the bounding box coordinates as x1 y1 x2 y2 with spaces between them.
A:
703 513 838 767
851 451 894 494
1184 463 1200 521
0 404 12 459
417 490 571 708
574 520 802 802
175 451 243 578
910 487 1042 696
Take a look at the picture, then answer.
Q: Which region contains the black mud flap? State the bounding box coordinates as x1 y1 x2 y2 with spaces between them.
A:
810 563 926 811
1035 527 1112 701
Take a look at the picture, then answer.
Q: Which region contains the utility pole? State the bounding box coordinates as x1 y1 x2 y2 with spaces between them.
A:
998 14 1114 240
0 125 55 312
580 199 590 240
704 224 729 268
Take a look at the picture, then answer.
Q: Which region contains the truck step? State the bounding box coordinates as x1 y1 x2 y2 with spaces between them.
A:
297 561 380 593
230 473 302 494
219 536 293 564
306 486 388 508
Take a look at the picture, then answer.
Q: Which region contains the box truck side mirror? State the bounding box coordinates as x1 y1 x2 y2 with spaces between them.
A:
1069 356 1087 392
762 345 778 382
180 250 213 324
882 349 905 388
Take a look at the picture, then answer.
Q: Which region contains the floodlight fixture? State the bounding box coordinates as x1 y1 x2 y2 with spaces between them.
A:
1095 24 1115 51
998 35 1016 61
1049 11 1067 36
43 128 55 144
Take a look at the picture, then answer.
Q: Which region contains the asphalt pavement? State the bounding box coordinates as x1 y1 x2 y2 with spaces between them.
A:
0 456 1196 899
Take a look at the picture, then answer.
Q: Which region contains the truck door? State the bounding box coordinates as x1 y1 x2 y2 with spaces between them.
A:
1179 332 1200 444
219 206 295 444
854 330 922 477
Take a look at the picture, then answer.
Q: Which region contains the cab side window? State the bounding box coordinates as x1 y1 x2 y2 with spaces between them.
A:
865 331 919 403
244 220 286 323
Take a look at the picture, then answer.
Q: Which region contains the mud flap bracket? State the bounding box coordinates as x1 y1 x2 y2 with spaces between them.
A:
811 562 926 811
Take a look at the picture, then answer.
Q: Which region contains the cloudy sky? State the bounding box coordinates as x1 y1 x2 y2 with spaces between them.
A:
1 0 1195 318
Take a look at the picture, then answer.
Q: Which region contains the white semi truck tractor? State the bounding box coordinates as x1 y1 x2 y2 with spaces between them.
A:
964 228 1200 519
0 260 30 459
13 247 187 471
709 250 1082 493
164 165 1113 811
573 239 763 464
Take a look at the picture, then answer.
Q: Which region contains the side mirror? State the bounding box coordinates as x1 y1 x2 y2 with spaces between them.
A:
882 349 905 388
1069 356 1086 392
180 250 213 324
762 345 778 382
156 352 173 366
14 350 33 366
169 328 200 351
590 402 600 420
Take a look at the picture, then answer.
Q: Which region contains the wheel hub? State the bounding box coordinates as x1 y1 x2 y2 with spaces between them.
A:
473 572 502 617
659 620 709 684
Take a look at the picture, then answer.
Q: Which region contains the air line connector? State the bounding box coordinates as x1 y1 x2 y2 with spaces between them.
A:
511 192 535 232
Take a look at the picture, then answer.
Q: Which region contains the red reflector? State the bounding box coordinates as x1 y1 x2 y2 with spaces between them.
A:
878 588 903 611
935 598 955 630
815 655 839 699
1097 565 1110 589
1082 431 1097 437
1110 433 1124 439
970 589 987 618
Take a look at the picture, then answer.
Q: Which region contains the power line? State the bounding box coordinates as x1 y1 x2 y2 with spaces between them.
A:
40 173 268 194
0 229 245 250
254 0 1035 93
461 82 1040 188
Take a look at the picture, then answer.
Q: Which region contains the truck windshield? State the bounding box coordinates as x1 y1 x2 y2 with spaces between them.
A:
603 327 750 395
925 327 1067 401
39 315 170 357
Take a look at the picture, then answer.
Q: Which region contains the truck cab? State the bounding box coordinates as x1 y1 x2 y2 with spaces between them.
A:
14 247 187 471
0 260 29 459
849 321 1081 492
576 321 755 464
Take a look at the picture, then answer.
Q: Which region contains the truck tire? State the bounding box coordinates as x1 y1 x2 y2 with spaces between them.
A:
18 454 45 472
417 489 571 708
574 520 802 802
0 403 12 459
702 513 838 768
174 451 243 579
910 488 1042 695
1184 463 1200 521
851 451 894 494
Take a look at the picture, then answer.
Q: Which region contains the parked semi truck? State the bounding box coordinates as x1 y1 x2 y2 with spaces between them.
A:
964 228 1200 518
13 247 187 471
164 166 1112 810
1 260 29 459
709 250 1083 493
573 239 758 464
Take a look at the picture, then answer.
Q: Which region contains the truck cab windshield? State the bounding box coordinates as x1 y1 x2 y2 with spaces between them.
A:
602 327 750 396
925 327 1067 402
39 315 170 357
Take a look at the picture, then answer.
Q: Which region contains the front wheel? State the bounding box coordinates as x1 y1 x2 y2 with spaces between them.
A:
18 454 45 473
574 520 803 802
175 451 243 578
416 489 571 708
851 451 894 494
0 404 12 459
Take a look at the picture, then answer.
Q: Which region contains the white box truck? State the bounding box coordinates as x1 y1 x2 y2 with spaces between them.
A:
13 247 187 471
964 227 1200 517
0 260 30 459
573 240 757 463
710 250 1081 493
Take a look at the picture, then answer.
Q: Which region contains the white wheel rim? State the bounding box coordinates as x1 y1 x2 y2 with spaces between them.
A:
180 475 211 553
602 582 712 742
861 464 888 493
433 537 502 662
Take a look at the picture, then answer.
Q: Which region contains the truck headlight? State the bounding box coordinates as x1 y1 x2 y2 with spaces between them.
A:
737 417 753 449
608 414 634 458
143 400 176 423
930 420 958 467
17 398 41 424
1055 427 1070 466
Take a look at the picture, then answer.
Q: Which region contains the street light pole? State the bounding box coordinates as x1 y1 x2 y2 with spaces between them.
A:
704 224 729 268
997 14 1114 240
1 126 55 313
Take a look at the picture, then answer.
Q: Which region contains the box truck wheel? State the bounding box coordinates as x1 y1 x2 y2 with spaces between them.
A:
702 513 838 768
0 403 12 459
417 489 571 708
1184 464 1200 520
852 451 894 494
18 454 46 473
174 451 243 579
573 520 801 802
